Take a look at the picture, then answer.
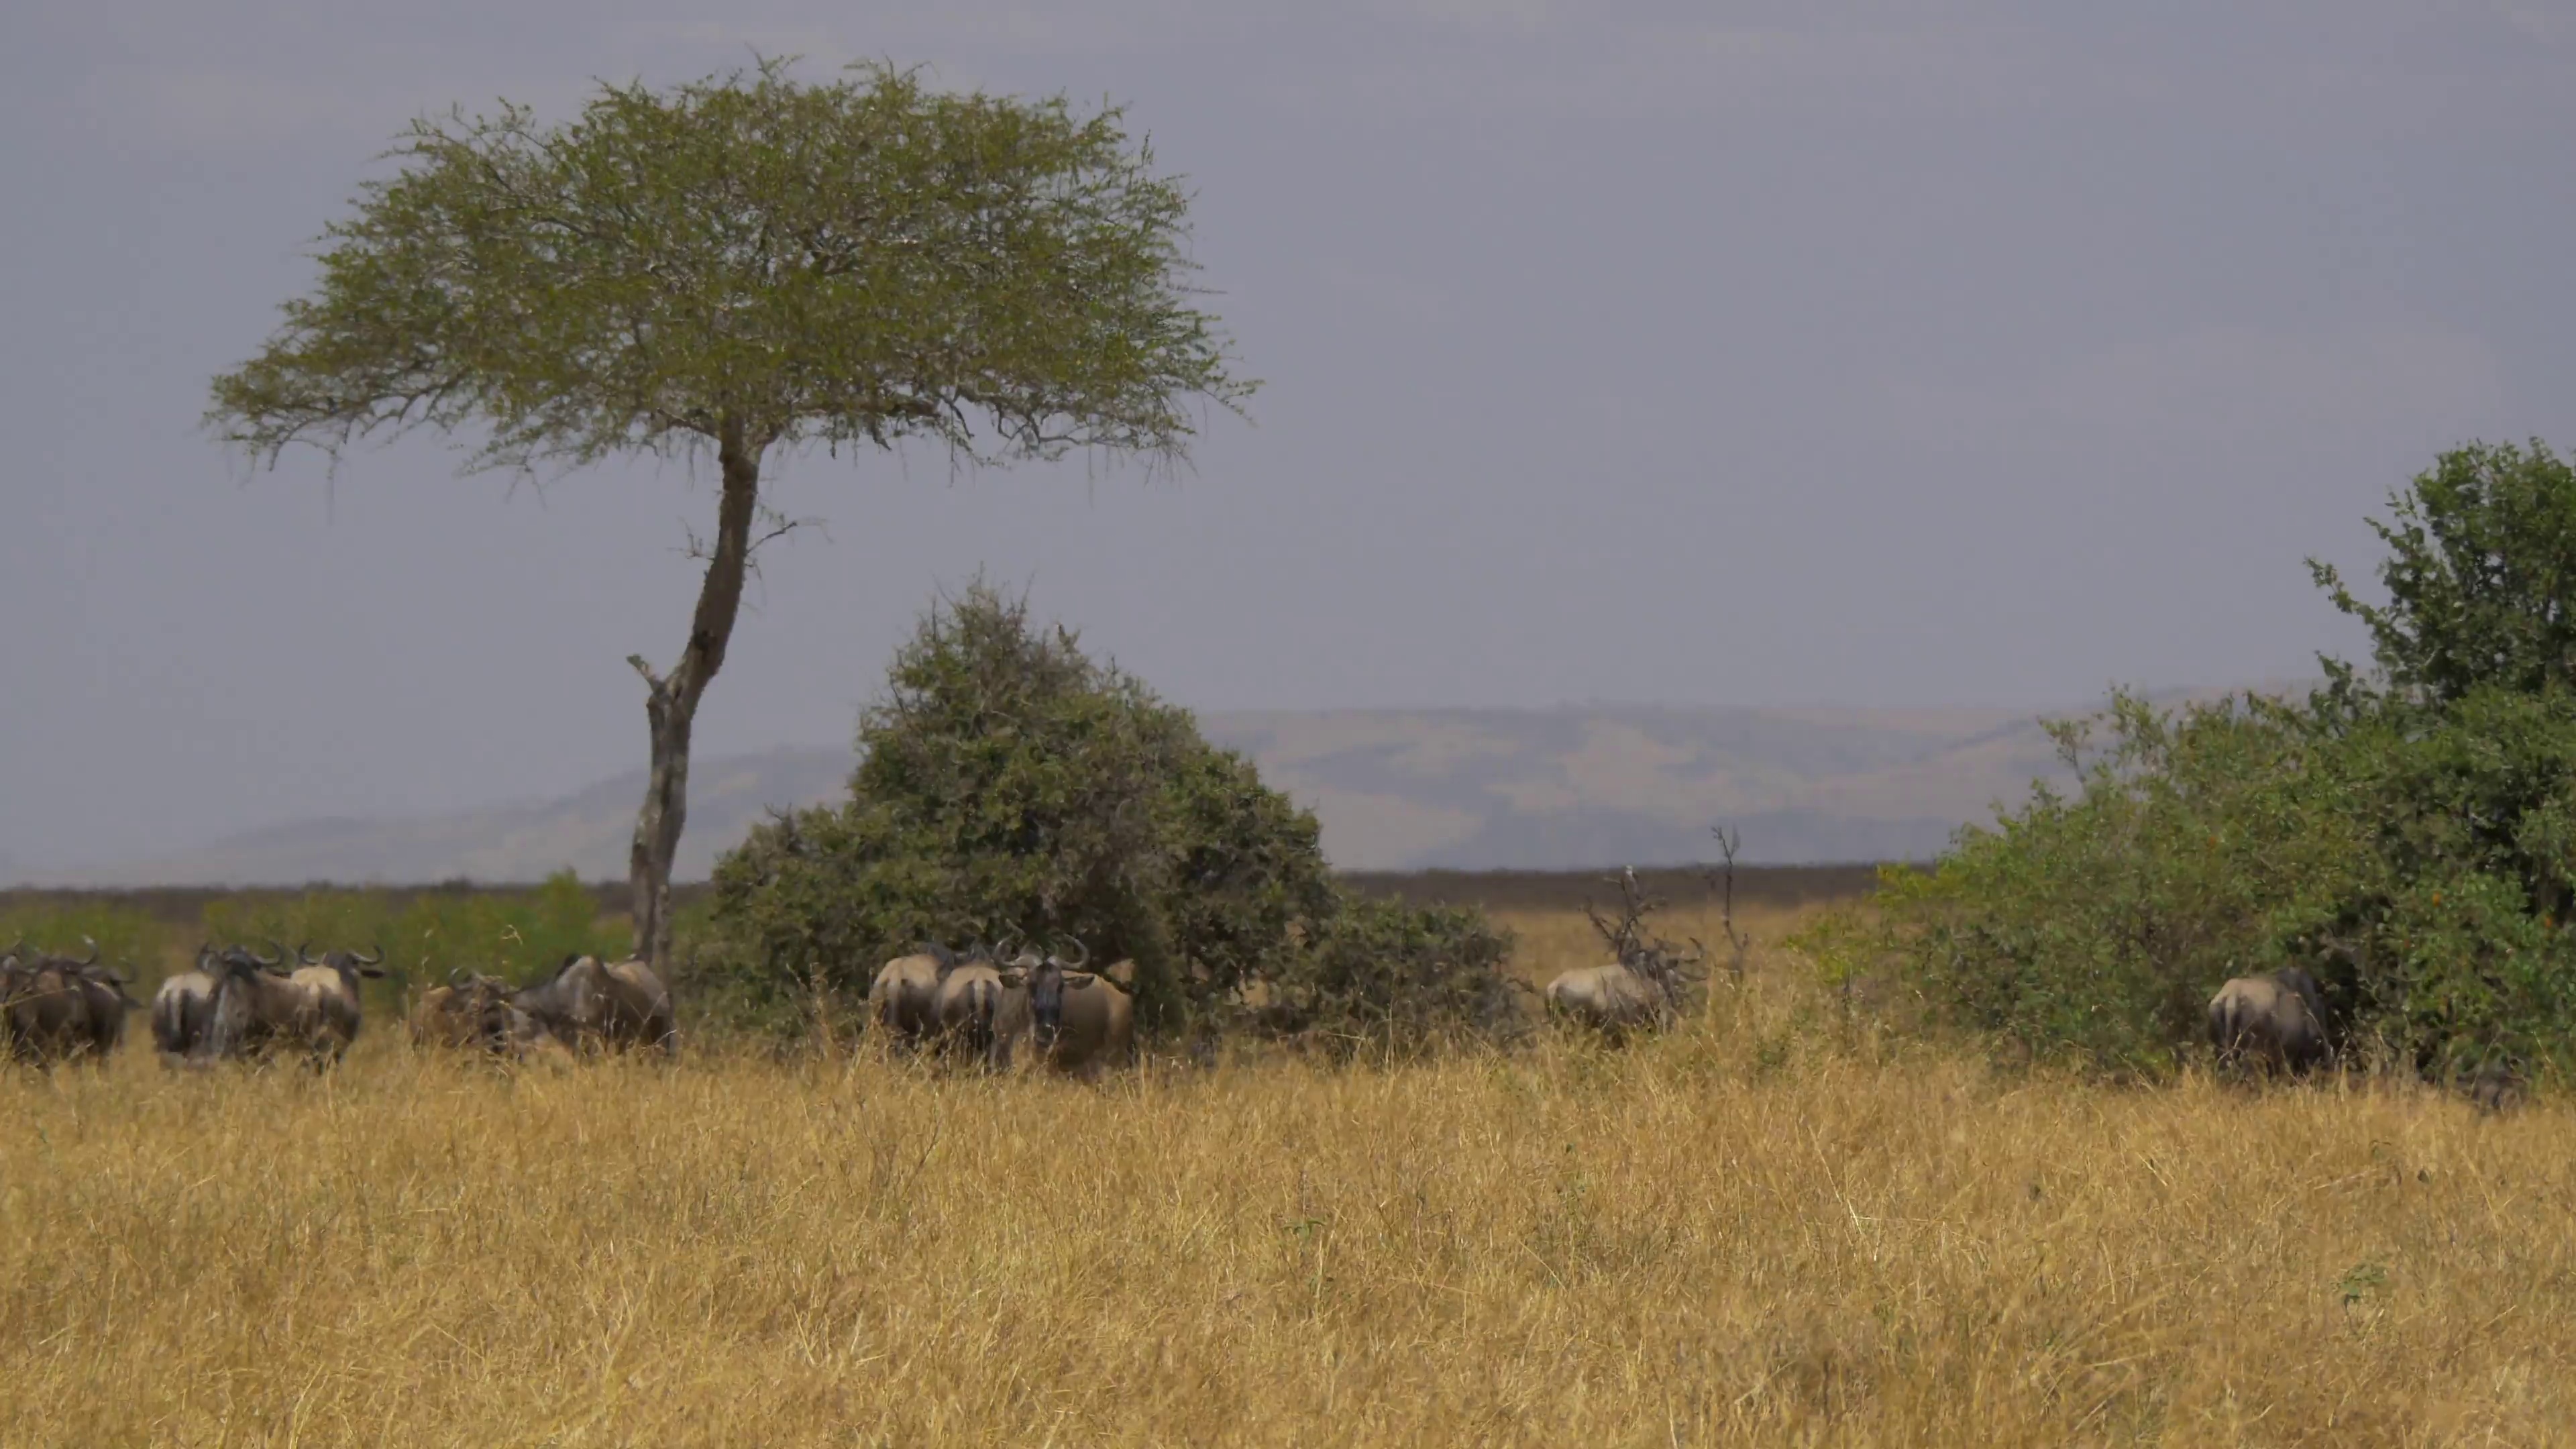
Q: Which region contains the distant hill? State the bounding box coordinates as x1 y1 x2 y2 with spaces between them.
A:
32 696 2261 887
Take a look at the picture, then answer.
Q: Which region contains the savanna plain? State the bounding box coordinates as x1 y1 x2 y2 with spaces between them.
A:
5 891 2573 1447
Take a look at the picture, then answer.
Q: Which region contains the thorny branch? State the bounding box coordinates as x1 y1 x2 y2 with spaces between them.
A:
1584 865 1707 1000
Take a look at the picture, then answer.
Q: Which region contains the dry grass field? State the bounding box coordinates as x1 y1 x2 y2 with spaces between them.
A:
6 902 2575 1445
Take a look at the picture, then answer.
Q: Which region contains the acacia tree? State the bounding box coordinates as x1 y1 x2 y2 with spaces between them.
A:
207 60 1250 961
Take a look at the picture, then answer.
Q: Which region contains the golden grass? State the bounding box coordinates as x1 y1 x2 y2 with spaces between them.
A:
7 906 2576 1446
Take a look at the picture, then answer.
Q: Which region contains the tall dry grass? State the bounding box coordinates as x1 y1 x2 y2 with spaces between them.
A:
5 906 2573 1445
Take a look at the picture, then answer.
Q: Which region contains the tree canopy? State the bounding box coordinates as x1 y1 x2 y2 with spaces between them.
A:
206 60 1252 963
208 58 1249 474
2312 439 2576 706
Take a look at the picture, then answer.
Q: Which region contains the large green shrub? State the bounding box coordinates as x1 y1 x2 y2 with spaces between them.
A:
1870 441 2576 1079
706 584 1336 1030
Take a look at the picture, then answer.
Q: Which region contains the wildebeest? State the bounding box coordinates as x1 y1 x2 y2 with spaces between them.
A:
200 941 359 1069
1 940 139 1066
70 959 143 1057
2471 1059 2526 1114
412 972 571 1063
1002 940 1134 1081
411 972 508 1049
1542 962 1676 1038
288 944 388 1064
1543 868 1701 1040
932 948 1028 1071
871 942 993 1052
508 954 678 1055
2206 967 2332 1075
152 949 222 1061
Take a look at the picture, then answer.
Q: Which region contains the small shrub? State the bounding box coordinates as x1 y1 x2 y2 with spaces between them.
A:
1263 896 1519 1058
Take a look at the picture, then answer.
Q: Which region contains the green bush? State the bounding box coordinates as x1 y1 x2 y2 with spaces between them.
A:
1866 441 2576 1080
1260 896 1521 1059
706 584 1337 1032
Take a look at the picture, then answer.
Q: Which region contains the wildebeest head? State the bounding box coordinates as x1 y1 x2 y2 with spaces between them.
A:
1008 936 1091 1053
297 943 388 977
199 941 294 1052
292 943 386 1000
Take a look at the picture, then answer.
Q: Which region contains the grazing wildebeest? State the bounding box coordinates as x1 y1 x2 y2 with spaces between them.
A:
413 972 571 1062
200 941 347 1068
1002 940 1134 1081
288 944 388 1064
2206 967 2332 1075
508 955 678 1055
1542 962 1676 1038
1544 868 1701 1041
411 973 508 1049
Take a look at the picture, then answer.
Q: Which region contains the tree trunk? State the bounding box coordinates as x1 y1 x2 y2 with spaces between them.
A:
627 415 762 963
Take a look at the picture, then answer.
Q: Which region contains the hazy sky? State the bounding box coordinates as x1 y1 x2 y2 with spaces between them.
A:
5 1 2571 869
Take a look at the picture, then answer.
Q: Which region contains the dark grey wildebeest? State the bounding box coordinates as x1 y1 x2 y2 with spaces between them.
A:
156 943 300 1062
508 955 678 1055
2 940 138 1066
200 941 356 1069
2207 966 2332 1075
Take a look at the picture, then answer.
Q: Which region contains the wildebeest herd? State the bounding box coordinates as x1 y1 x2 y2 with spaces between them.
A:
0 936 678 1070
0 930 2525 1099
867 936 1136 1079
0 932 1139 1079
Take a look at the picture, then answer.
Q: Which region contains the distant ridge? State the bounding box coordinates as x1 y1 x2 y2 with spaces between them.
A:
25 693 2279 887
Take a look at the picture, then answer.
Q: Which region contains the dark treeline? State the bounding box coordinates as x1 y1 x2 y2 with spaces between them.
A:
0 880 706 930
0 865 1890 932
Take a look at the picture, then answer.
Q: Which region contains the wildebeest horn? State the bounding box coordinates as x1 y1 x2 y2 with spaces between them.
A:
1059 936 1089 969
76 936 100 967
297 943 319 965
254 940 285 967
353 944 384 967
448 967 472 987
